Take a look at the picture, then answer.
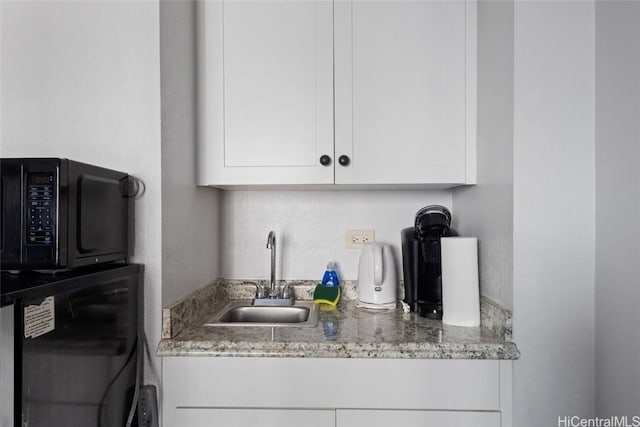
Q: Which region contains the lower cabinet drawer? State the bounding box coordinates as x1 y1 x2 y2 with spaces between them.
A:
336 409 501 427
172 408 500 427
163 358 501 410
174 408 336 427
162 358 510 426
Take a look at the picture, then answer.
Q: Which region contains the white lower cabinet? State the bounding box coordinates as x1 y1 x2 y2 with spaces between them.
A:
336 410 500 427
173 408 335 427
162 358 512 427
173 408 500 427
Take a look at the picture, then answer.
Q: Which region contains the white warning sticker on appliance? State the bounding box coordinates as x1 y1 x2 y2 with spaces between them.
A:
24 296 55 338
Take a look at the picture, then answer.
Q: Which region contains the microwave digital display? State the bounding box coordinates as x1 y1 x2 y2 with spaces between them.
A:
31 175 54 185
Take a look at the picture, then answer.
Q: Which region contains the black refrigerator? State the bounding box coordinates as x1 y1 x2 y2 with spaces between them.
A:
0 263 141 427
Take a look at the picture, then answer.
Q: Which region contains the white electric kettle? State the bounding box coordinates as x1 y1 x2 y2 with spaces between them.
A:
357 243 397 309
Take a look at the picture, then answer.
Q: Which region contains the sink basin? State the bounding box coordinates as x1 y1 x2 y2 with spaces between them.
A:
204 300 318 327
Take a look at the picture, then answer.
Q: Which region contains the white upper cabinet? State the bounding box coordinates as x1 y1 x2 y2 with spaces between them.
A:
197 0 476 188
197 0 335 186
334 0 475 185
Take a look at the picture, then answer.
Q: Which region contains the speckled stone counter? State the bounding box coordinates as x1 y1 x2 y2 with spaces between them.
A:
157 280 520 360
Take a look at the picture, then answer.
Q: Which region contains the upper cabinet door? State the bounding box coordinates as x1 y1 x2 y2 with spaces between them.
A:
334 0 476 185
197 1 334 186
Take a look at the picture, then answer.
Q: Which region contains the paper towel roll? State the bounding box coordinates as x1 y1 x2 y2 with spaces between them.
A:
441 237 480 327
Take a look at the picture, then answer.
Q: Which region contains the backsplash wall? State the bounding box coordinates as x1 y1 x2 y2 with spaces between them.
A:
220 190 452 281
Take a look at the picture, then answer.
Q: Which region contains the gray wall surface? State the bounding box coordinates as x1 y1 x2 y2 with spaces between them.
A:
513 0 596 424
595 0 640 416
160 0 221 305
452 0 514 311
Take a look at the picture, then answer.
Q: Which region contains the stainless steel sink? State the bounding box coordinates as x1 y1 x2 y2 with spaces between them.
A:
204 300 318 327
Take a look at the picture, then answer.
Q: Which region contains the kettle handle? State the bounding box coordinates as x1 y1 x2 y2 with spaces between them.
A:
373 244 383 286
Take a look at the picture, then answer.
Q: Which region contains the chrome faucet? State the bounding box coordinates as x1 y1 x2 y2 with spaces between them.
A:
266 231 277 298
254 231 292 306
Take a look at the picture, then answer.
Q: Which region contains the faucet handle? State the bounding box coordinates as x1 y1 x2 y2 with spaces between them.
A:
281 283 291 299
255 283 267 299
281 282 300 300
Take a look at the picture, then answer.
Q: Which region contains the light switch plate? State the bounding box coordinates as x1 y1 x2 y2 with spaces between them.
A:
345 229 375 249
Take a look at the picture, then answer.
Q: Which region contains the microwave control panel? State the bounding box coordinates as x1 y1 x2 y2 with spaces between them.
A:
26 173 55 246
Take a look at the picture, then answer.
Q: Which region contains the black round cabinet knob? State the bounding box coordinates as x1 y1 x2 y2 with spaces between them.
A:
319 155 332 166
338 155 351 166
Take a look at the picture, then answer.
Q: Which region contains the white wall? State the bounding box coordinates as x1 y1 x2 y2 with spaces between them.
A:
513 1 596 424
452 0 514 311
0 0 163 384
220 190 451 281
160 0 221 305
595 1 640 416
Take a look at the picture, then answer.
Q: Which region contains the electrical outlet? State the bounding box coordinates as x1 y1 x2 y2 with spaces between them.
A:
137 385 159 427
345 229 375 249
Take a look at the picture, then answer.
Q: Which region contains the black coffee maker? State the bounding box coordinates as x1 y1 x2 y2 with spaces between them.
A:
401 205 453 319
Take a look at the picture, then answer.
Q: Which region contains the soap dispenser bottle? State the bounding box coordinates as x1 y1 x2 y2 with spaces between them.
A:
321 262 340 287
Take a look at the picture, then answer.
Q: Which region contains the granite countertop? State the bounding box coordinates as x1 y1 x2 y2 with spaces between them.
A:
156 280 520 360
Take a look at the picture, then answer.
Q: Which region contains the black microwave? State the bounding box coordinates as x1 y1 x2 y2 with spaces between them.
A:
1 158 130 271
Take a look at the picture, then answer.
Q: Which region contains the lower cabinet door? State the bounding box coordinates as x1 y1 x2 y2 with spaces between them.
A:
336 409 500 427
173 408 335 427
